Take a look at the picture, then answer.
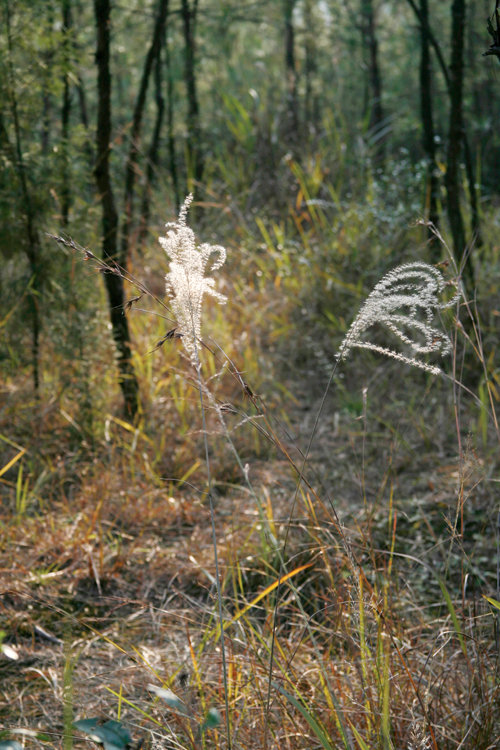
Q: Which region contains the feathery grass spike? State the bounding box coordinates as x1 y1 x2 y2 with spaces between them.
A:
337 262 458 375
161 195 227 364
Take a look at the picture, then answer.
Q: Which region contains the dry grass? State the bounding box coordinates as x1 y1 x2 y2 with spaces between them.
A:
1 212 499 749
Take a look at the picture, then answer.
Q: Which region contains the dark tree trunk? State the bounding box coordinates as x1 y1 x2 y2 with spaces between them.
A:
419 0 440 247
94 0 139 418
75 74 95 166
166 19 180 211
138 14 167 251
180 0 203 186
76 75 89 130
406 0 482 265
361 0 385 161
120 0 169 262
462 125 482 250
284 0 299 142
61 0 72 228
304 0 318 133
4 0 41 396
446 0 474 290
41 4 55 156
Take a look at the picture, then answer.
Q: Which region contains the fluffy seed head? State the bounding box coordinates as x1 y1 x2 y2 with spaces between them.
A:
160 195 227 364
337 261 459 375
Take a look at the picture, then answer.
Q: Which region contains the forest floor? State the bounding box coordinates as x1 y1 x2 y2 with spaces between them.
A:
1 219 500 747
1 348 498 748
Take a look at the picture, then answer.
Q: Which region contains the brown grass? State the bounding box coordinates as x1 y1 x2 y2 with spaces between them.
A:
1 230 499 749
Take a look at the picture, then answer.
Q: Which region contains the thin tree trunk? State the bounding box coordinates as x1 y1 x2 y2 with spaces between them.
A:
419 0 440 248
406 0 482 260
166 19 180 211
94 0 139 418
76 75 89 130
361 0 385 161
138 23 167 251
462 125 482 249
61 0 72 227
120 0 169 262
446 0 474 290
304 0 318 133
40 3 56 156
180 0 203 186
75 74 95 166
284 0 299 142
4 0 41 396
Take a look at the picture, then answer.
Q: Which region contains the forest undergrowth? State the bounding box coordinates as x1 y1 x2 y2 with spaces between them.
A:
1 182 500 750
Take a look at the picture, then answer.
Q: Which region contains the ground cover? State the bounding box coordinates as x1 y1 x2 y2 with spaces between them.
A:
1 195 499 749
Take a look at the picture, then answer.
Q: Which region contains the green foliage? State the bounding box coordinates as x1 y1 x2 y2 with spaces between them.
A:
148 684 221 734
73 719 132 750
484 595 500 611
275 683 344 750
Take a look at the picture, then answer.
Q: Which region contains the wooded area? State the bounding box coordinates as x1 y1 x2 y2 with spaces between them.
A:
1 1 499 748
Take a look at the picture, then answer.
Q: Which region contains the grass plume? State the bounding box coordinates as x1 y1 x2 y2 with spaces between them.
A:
337 261 459 375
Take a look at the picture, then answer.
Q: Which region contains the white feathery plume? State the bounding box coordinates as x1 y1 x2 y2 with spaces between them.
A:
160 195 227 364
337 262 459 375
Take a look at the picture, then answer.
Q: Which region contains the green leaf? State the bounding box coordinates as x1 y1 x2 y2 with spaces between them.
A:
201 708 221 731
347 723 371 750
147 684 190 717
73 719 131 749
73 719 99 732
438 577 467 656
101 721 132 747
274 684 337 750
483 595 500 611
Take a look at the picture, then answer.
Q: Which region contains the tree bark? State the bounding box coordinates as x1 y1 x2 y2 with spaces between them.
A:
419 0 440 247
180 0 203 186
138 16 167 251
94 0 139 418
74 74 95 166
446 0 474 290
283 0 299 142
41 4 54 156
4 0 41 396
304 0 318 133
166 18 180 211
406 0 482 261
120 0 169 262
360 0 385 161
61 0 72 228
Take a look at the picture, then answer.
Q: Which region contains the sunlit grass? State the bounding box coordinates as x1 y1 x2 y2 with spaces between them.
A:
0 175 499 749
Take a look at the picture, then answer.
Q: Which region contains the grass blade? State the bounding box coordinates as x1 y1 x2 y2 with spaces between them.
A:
274 683 336 750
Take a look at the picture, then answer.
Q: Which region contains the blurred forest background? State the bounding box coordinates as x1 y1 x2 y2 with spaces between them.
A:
1 0 500 748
